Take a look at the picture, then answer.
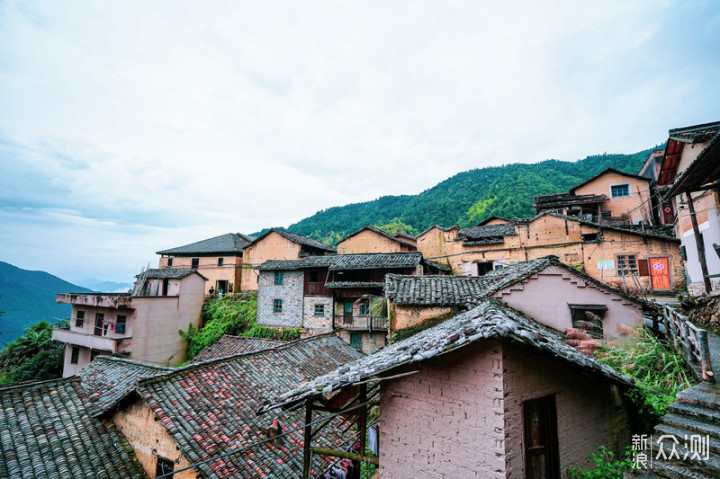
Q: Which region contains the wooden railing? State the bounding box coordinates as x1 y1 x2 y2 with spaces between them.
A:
656 304 714 381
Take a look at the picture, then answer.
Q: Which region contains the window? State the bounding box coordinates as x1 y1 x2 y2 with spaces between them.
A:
116 315 127 334
359 302 370 316
273 299 283 313
274 272 284 285
568 304 607 339
581 233 599 242
610 183 630 197
617 254 638 276
191 258 199 269
167 258 173 267
94 313 105 336
156 456 175 478
523 395 560 478
70 346 80 364
218 257 224 267
75 311 85 328
309 271 319 283
350 333 362 350
90 350 100 361
314 304 325 316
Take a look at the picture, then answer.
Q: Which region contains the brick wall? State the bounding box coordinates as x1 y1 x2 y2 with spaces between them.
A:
256 271 304 327
502 342 630 477
303 296 333 330
380 341 506 478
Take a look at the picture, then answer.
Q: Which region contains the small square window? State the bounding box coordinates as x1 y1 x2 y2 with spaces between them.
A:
359 302 370 316
191 258 199 269
610 184 630 198
273 299 283 313
218 258 224 267
314 304 325 316
116 315 127 334
275 272 284 285
70 346 80 364
617 254 638 276
75 311 85 328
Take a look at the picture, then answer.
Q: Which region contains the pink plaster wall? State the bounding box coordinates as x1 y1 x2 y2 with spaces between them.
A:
502 343 630 477
380 341 506 478
493 266 643 339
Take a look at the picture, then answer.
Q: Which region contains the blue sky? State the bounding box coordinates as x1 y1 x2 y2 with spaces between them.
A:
1 0 719 284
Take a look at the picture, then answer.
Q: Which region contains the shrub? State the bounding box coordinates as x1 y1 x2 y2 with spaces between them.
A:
567 446 634 478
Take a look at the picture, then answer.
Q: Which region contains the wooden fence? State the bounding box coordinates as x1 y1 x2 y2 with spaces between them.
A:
655 304 714 381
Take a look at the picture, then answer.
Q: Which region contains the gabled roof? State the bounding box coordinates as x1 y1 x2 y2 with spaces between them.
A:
247 228 336 253
157 232 255 256
338 225 417 249
135 334 364 478
665 132 720 198
260 298 634 413
668 121 720 144
569 167 649 194
456 223 517 245
385 255 651 308
255 252 424 272
0 378 146 478
476 215 511 226
142 268 207 280
416 224 459 238
533 192 608 208
77 355 173 415
193 335 285 362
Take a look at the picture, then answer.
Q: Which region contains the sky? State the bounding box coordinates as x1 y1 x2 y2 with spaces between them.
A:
0 0 719 284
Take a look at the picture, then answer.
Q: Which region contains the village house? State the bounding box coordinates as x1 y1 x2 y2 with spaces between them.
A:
240 228 336 292
415 211 682 292
336 225 417 254
255 252 449 353
415 224 460 269
102 334 364 478
385 256 652 345
53 268 205 376
533 167 654 225
261 298 636 479
655 121 720 296
157 232 255 294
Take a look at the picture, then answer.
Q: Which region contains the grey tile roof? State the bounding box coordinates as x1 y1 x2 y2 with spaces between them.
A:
135 334 364 479
668 121 720 144
325 281 384 289
339 225 417 249
543 212 679 242
248 229 336 253
157 232 255 255
193 335 285 362
77 356 173 415
456 222 517 242
665 131 720 198
142 268 205 279
385 255 652 309
255 252 423 272
0 378 146 478
260 298 635 413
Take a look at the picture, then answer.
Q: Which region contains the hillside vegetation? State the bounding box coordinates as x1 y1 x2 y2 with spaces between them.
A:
278 150 654 244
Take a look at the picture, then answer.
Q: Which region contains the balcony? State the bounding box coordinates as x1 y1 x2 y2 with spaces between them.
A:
56 293 133 309
52 327 131 353
333 316 388 332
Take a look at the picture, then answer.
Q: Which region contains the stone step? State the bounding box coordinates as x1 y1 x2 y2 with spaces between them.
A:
669 402 720 426
661 414 720 444
636 458 717 478
655 422 720 456
676 383 720 412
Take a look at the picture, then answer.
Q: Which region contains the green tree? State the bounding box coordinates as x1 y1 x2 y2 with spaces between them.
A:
0 321 64 384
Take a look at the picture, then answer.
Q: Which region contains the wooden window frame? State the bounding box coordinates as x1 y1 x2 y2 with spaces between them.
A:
273 299 283 313
94 313 105 336
523 395 560 478
359 301 370 317
191 258 199 269
314 304 325 317
275 272 284 285
610 182 631 198
75 310 85 328
116 315 127 335
218 257 224 267
617 254 639 276
70 346 80 364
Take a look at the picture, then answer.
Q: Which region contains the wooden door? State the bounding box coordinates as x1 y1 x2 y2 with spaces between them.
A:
649 257 671 290
343 302 353 325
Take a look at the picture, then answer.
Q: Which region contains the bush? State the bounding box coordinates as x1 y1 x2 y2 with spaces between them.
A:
567 446 634 478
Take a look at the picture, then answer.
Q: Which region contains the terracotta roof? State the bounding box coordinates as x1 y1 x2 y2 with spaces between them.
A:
338 225 417 249
456 223 517 243
385 255 651 308
261 298 635 413
193 335 285 362
256 252 423 272
665 132 720 198
77 356 173 415
247 229 337 253
0 378 146 478
568 167 649 194
136 334 364 478
533 192 608 208
157 233 255 256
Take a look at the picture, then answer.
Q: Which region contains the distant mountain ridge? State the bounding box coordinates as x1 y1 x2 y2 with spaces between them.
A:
0 261 93 345
267 149 657 243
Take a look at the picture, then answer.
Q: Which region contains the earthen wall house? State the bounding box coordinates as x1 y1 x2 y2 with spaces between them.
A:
337 225 417 254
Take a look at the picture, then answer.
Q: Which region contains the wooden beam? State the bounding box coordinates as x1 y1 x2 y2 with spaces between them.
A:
310 447 379 465
686 191 712 294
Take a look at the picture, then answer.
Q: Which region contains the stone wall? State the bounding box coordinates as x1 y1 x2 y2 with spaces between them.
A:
303 296 333 330
256 271 304 327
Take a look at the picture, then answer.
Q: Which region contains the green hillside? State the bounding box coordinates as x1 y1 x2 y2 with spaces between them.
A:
281 149 656 243
0 261 93 346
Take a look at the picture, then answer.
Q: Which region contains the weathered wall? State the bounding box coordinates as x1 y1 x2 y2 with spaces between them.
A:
573 172 652 224
111 398 198 479
502 343 630 477
337 230 415 254
493 266 643 339
390 304 453 331
256 270 304 327
380 340 506 478
335 330 386 354
302 296 333 330
241 232 302 291
158 255 243 294
416 227 459 264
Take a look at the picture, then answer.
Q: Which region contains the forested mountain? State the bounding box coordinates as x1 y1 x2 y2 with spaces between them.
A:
276 149 656 243
0 261 93 345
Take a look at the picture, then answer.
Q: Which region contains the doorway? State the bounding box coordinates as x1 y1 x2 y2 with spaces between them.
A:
216 280 229 294
649 257 671 290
